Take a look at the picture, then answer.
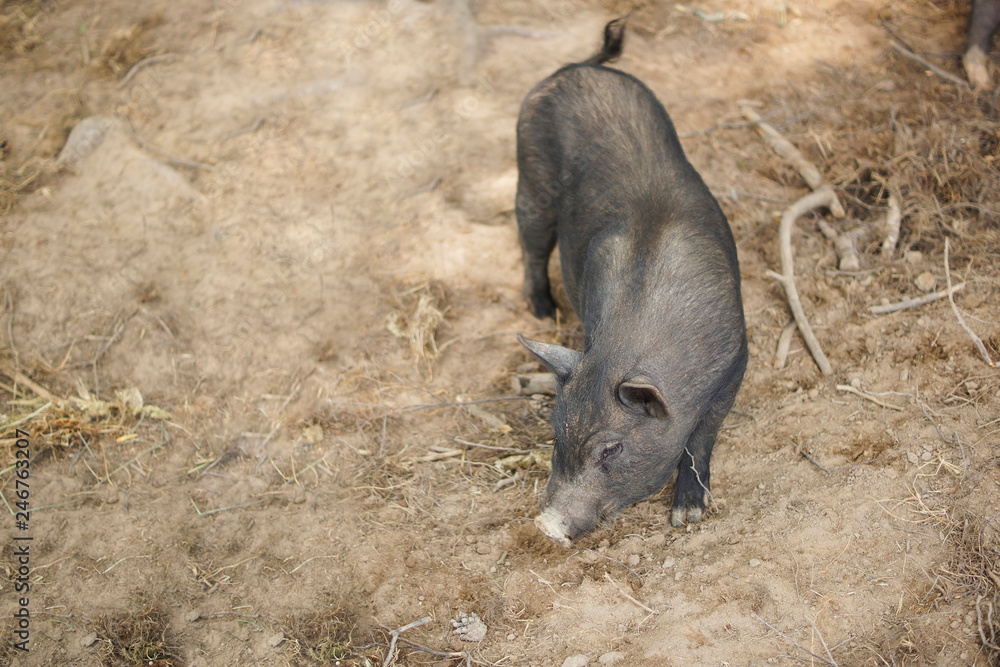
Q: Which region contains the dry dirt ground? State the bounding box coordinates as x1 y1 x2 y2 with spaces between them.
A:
1 0 999 665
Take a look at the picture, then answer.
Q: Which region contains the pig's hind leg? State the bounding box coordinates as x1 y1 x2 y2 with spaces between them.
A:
516 177 559 319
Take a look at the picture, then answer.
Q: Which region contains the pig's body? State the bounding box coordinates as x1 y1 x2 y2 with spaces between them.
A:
516 19 747 546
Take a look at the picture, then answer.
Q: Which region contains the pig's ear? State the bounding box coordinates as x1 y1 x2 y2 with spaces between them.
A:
618 377 669 418
518 334 581 382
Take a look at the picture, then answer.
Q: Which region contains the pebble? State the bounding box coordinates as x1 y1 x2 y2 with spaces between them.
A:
907 452 919 464
184 609 202 623
749 558 762 568
905 250 923 264
561 654 590 667
80 633 98 647
598 651 626 665
267 632 285 648
476 542 491 555
850 377 862 389
626 554 640 567
900 369 910 382
507 633 517 641
921 451 932 461
662 557 676 569
914 271 936 292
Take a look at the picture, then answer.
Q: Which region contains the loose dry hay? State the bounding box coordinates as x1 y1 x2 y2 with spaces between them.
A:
0 159 46 216
95 606 177 666
385 282 449 361
875 457 1000 664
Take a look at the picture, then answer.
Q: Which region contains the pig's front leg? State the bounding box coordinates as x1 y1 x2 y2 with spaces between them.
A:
670 384 739 527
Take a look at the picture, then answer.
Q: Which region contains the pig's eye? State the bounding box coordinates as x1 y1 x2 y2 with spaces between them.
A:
600 443 623 464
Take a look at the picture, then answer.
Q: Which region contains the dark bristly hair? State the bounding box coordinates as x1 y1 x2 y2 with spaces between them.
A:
582 15 628 66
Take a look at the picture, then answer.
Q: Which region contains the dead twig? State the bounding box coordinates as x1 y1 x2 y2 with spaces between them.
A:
887 39 971 90
765 187 840 375
604 572 658 614
740 104 840 204
944 239 993 366
869 282 966 314
382 616 431 667
754 614 837 667
801 449 832 475
818 219 868 272
123 117 214 171
873 174 902 257
835 384 905 411
774 320 797 369
118 53 175 88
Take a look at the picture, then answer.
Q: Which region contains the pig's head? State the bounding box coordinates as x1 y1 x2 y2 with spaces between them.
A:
519 334 700 546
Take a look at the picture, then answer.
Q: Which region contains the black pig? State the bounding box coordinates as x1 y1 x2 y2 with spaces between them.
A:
515 18 747 546
964 0 1000 89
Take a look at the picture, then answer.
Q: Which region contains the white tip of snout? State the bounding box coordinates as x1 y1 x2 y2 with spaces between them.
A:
534 511 573 548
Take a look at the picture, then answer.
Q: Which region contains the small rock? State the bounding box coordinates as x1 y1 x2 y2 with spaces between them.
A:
599 651 627 665
661 557 676 569
905 250 924 264
625 554 640 567
184 609 202 623
476 542 491 555
907 452 919 465
404 553 420 568
921 451 932 461
507 633 517 640
900 369 910 382
562 655 590 667
80 632 98 647
915 272 936 292
452 612 487 642
267 632 285 648
749 558 762 568
850 377 862 389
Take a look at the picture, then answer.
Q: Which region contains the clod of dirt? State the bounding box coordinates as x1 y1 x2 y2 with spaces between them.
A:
561 654 591 667
451 612 487 642
598 651 626 665
914 271 937 292
267 632 285 648
80 632 98 647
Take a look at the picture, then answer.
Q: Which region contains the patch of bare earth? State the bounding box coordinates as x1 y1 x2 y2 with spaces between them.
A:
1 0 997 665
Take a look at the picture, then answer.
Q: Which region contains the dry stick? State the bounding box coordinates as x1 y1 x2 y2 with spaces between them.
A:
0 365 65 407
944 239 994 366
818 219 867 271
774 320 797 369
382 616 431 667
869 282 966 314
765 187 840 375
873 174 903 257
604 572 658 614
741 105 841 206
123 117 214 171
118 53 175 88
888 40 971 90
753 614 837 667
835 384 905 411
805 616 840 667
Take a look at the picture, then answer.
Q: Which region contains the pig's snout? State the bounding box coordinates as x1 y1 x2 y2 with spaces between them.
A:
534 510 574 547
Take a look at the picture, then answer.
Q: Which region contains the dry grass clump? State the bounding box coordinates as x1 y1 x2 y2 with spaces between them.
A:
0 356 171 470
0 159 46 216
95 606 177 666
385 281 449 361
0 1 48 57
282 607 378 665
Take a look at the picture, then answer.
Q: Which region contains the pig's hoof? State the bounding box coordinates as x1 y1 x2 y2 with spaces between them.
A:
670 505 703 527
963 48 994 90
527 292 557 320
534 511 573 547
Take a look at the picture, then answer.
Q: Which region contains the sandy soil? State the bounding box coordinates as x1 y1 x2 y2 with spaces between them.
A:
1 0 999 665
